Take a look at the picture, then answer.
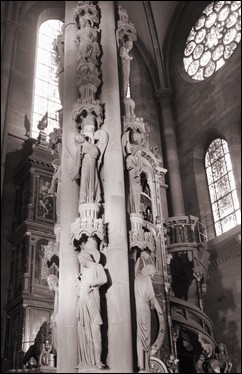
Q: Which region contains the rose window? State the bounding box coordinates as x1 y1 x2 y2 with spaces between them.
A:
183 1 241 80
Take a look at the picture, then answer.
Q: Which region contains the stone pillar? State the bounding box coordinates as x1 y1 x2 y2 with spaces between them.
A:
57 2 79 373
99 1 133 372
155 88 185 216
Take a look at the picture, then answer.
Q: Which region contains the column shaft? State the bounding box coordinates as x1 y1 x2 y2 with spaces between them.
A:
157 89 185 216
99 1 133 372
57 2 79 373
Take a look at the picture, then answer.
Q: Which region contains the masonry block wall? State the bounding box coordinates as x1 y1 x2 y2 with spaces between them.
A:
130 47 163 161
206 226 241 373
166 2 241 372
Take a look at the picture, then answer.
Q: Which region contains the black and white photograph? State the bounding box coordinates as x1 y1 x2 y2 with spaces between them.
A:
1 1 241 373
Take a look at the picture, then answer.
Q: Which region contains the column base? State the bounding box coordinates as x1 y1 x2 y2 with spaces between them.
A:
77 368 112 373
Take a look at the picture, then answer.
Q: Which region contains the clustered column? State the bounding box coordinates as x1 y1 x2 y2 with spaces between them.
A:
155 88 185 217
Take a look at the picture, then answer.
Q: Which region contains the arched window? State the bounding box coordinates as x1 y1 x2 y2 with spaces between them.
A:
205 138 241 236
32 20 63 139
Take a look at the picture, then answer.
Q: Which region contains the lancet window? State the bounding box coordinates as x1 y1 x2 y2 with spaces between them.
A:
32 20 63 138
205 138 241 235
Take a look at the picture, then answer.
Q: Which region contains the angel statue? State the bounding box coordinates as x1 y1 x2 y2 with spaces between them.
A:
70 129 108 204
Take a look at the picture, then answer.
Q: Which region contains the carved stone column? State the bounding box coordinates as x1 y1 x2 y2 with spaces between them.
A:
155 88 185 217
99 1 133 372
57 2 79 372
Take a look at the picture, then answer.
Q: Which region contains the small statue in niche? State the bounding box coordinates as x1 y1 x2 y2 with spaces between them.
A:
143 206 153 223
38 180 53 218
48 159 61 223
130 127 145 146
119 39 133 98
134 263 157 372
70 128 108 205
74 16 100 66
126 150 142 214
76 240 107 370
47 274 59 354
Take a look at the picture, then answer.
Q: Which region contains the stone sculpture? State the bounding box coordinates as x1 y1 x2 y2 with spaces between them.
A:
120 39 133 98
118 5 129 23
70 129 108 204
126 150 142 214
134 263 156 372
213 343 232 373
76 240 107 370
22 321 56 368
75 16 100 66
47 274 59 353
166 354 179 373
48 159 61 223
196 343 232 373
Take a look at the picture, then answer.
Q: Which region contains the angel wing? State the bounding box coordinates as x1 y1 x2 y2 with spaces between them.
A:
121 130 131 156
66 133 83 181
66 132 78 160
94 129 109 170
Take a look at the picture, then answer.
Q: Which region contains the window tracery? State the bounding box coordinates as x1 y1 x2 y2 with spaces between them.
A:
184 1 241 80
205 138 241 235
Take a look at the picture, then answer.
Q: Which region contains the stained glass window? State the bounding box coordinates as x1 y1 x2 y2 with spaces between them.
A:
32 20 63 139
205 138 241 235
184 1 241 81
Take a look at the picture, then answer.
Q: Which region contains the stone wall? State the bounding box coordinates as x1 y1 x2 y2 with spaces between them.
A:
206 226 241 373
165 2 241 372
